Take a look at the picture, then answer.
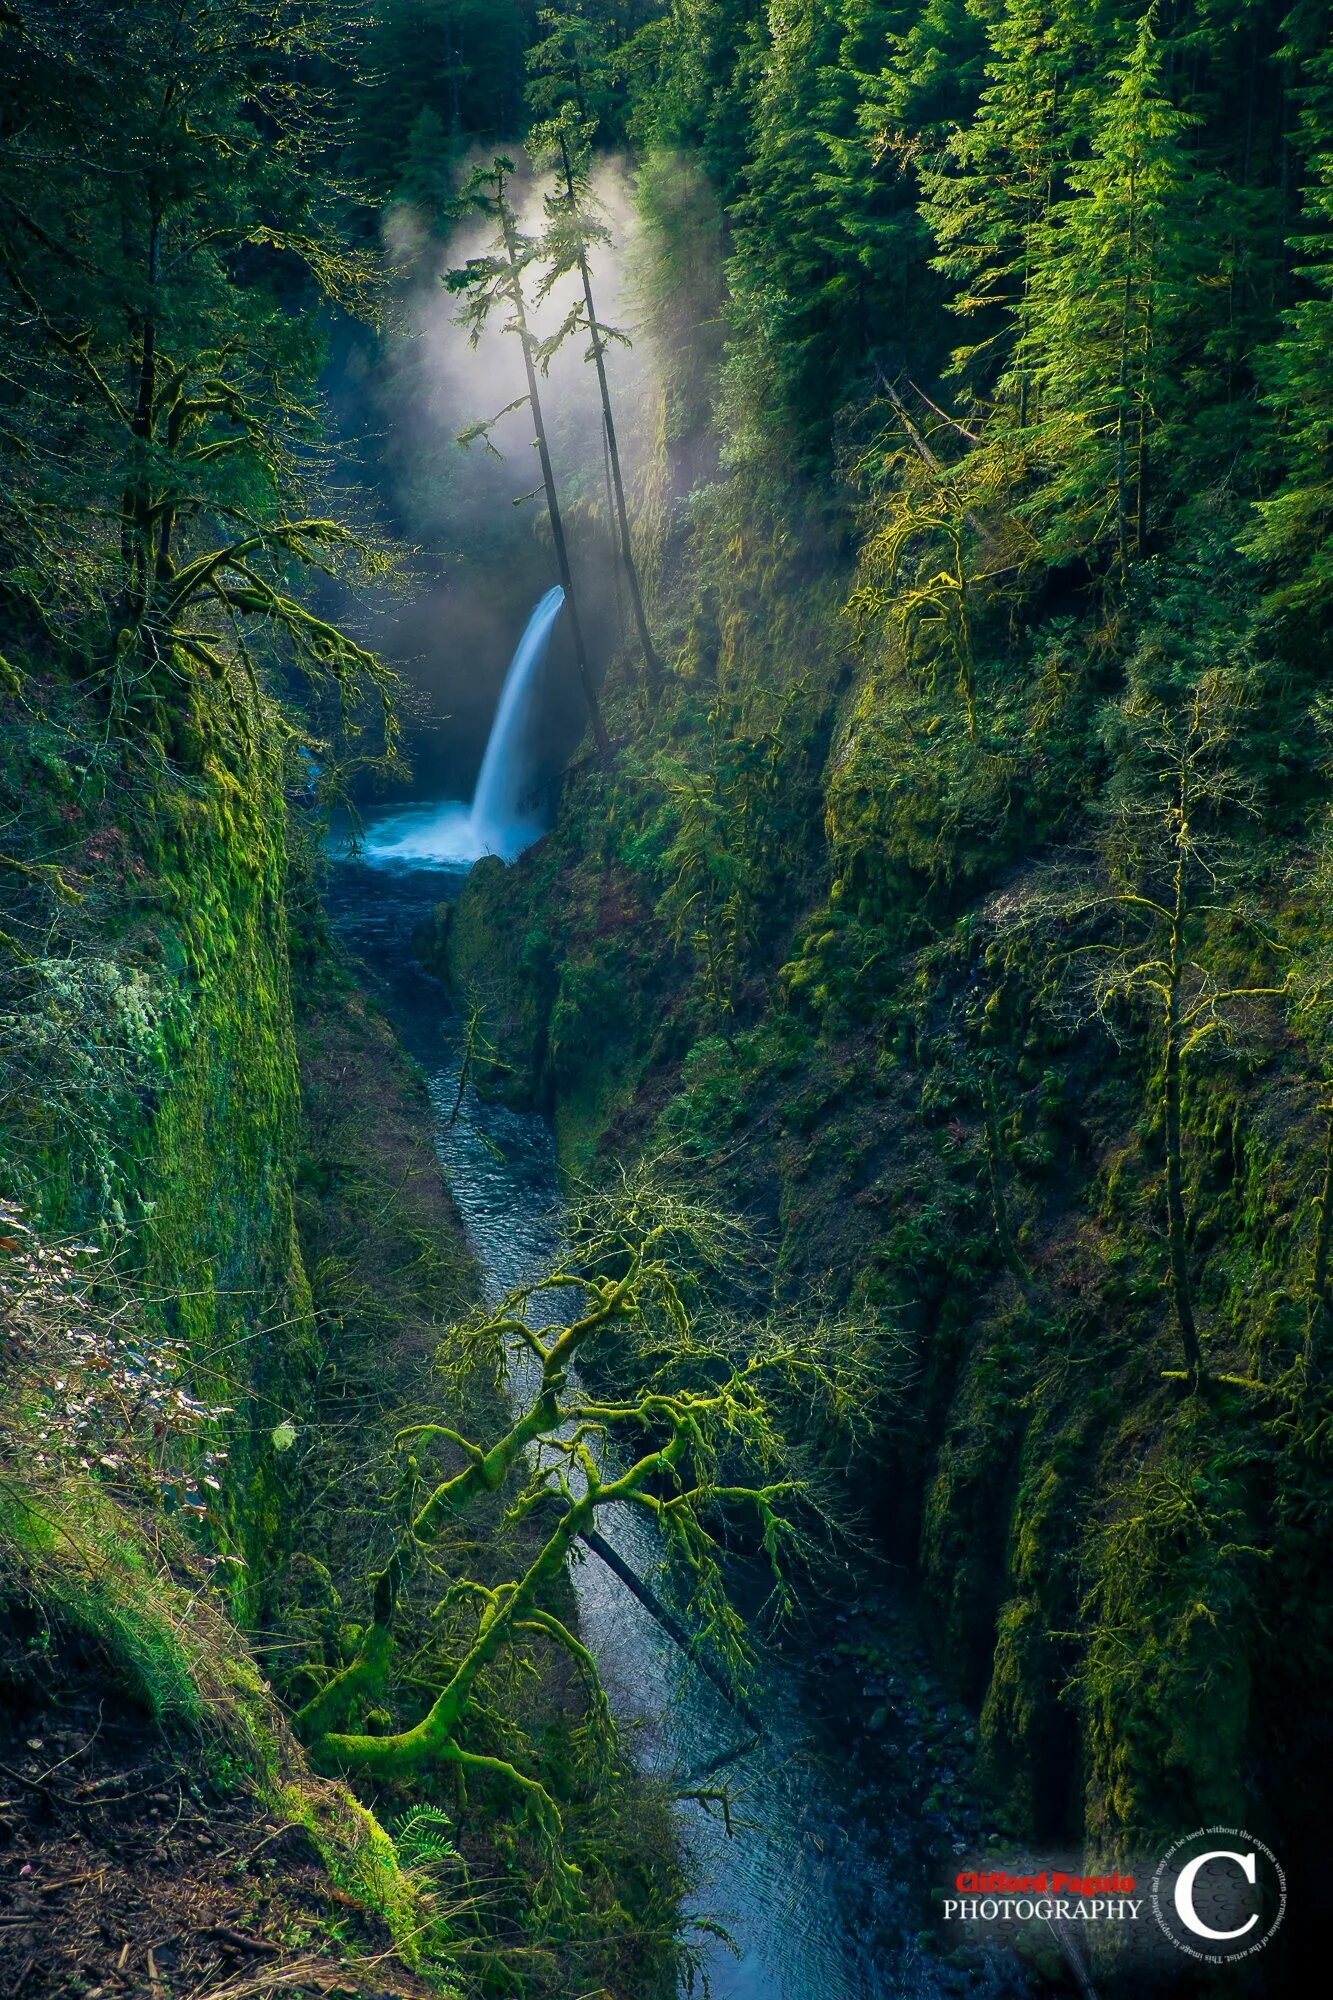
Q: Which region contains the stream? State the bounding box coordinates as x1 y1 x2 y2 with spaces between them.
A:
326 858 1038 2000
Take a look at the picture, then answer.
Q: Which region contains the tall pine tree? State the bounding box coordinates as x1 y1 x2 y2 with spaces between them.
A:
447 158 612 758
0 0 394 751
1246 0 1333 611
923 0 1109 422
1018 8 1204 570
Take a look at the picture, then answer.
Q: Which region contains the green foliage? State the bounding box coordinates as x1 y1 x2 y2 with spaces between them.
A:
1077 1429 1269 1842
447 153 612 754
1245 1 1333 612
345 0 536 193
8 0 1333 1966
0 1475 270 1755
0 0 398 776
394 1803 462 1872
1017 11 1205 569
434 0 1333 1913
922 0 1110 408
296 1174 896 1910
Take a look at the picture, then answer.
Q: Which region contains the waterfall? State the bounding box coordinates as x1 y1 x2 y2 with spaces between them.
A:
358 586 565 869
468 585 564 851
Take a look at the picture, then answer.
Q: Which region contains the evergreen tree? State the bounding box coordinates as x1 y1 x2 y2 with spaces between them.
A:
396 106 456 228
526 3 616 131
726 0 913 456
632 0 767 203
528 10 666 696
1245 0 1333 611
346 0 534 193
852 0 991 360
1088 671 1289 1376
1019 8 1204 570
0 0 394 752
447 158 612 758
923 0 1109 420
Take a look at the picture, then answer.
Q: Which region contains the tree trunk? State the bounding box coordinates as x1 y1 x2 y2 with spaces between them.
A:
1163 878 1201 1375
1135 243 1154 553
1136 407 1149 556
983 1070 1024 1279
121 207 161 624
560 135 663 697
1307 1104 1333 1369
499 192 610 759
318 1482 593 1774
1116 264 1133 575
579 1527 764 1733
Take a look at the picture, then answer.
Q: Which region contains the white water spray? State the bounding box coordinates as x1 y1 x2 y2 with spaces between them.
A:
469 586 564 848
360 586 565 869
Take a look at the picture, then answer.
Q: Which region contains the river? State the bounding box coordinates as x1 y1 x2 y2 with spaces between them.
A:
327 857 1038 2000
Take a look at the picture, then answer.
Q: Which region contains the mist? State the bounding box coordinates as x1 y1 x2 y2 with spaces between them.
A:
323 153 659 810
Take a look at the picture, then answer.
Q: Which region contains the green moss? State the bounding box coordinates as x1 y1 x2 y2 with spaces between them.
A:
0 1476 277 1767
0 1475 456 1983
2 671 319 1608
440 853 556 1108
388 329 1333 1927
1076 1422 1266 1848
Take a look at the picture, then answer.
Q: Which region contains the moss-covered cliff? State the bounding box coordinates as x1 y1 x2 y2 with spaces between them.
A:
428 488 1332 1988
0 669 466 1988
2 666 331 1596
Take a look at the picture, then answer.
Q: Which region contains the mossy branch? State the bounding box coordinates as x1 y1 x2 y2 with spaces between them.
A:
294 1183 885 1904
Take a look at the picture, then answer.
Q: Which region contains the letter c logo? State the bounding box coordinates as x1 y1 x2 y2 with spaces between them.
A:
1174 1850 1259 1941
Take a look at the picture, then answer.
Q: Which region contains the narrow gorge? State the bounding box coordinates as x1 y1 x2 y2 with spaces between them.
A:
3 5 1330 2000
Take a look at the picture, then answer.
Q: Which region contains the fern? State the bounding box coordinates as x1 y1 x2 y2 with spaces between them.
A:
393 1804 461 1872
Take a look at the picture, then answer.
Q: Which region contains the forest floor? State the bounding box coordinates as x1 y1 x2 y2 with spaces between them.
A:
0 938 684 2000
0 960 477 1999
0 1655 437 2000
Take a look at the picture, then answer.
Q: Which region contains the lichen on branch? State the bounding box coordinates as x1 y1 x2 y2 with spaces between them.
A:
295 1171 893 1904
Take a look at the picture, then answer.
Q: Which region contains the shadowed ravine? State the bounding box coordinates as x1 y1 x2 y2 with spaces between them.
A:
326 860 1034 2000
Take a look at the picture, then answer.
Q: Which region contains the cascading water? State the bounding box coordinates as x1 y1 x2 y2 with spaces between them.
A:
358 586 565 869
469 585 564 850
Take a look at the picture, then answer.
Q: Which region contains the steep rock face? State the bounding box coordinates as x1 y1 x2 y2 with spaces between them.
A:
0 672 454 1985
2 668 316 1599
4 669 684 1994
426 605 1330 1979
137 691 318 1602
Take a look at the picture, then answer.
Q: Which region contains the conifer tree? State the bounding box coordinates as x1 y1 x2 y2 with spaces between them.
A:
397 106 455 229
850 0 990 368
727 0 911 453
1083 673 1289 1377
348 1 532 192
1019 9 1203 571
532 103 665 696
923 0 1108 422
447 158 611 759
0 0 395 752
636 0 768 204
1246 0 1333 611
526 2 615 131
528 10 666 693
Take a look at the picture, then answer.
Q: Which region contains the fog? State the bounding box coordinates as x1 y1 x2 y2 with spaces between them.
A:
324 154 657 807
